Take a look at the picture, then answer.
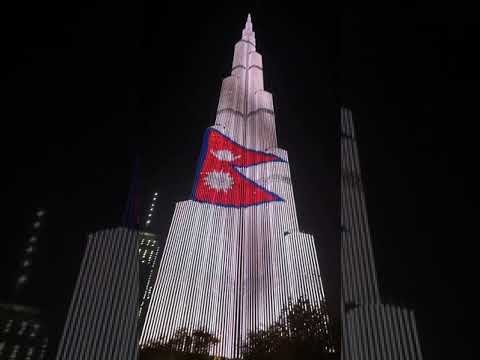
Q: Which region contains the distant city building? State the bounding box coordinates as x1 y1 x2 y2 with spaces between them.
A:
137 231 162 333
136 191 165 335
341 108 423 359
0 209 49 360
55 168 161 357
55 228 140 360
0 304 48 360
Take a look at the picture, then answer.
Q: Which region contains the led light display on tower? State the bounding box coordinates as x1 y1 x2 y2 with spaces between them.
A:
139 15 326 358
192 128 285 207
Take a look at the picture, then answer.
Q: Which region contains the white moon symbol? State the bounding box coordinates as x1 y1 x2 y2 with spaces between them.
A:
211 149 240 161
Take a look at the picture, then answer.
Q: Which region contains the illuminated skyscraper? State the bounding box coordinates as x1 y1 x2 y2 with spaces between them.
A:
56 160 158 358
341 107 423 359
139 15 327 358
55 228 140 360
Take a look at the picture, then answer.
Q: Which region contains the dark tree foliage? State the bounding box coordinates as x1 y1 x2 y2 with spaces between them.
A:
140 327 221 360
241 297 338 360
139 298 338 360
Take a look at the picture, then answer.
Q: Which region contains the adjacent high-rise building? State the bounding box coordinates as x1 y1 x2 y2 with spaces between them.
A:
139 15 327 358
55 228 140 360
0 208 49 360
137 231 162 333
137 191 164 334
0 304 48 360
341 107 423 359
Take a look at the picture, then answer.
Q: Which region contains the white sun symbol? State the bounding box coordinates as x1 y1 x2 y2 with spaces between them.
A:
211 149 240 161
204 170 234 192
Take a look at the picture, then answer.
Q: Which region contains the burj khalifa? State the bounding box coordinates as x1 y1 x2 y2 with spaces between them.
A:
139 14 327 358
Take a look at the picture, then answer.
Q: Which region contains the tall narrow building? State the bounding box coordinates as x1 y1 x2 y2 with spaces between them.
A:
137 192 164 334
341 107 423 359
55 228 140 360
137 231 162 333
140 15 327 358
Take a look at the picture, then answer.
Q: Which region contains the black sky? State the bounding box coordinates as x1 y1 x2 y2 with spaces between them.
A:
0 1 475 358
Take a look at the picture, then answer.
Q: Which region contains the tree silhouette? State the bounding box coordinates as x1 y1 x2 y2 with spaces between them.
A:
139 298 339 360
241 297 338 360
140 327 220 360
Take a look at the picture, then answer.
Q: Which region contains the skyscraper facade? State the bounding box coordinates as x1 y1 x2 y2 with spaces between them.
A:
55 228 140 360
341 107 423 359
139 15 327 358
137 231 162 333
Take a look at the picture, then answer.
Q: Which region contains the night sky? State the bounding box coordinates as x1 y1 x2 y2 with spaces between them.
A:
1 1 474 358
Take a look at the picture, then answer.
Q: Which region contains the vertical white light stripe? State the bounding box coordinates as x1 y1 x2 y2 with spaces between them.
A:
410 310 424 360
56 228 139 360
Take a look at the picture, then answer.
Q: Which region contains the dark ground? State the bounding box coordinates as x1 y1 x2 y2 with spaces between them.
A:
0 1 475 358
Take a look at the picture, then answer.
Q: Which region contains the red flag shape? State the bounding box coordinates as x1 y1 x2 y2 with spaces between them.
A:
192 128 285 207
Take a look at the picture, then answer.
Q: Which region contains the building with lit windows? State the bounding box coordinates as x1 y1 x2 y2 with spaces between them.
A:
136 191 164 333
137 231 163 333
0 209 49 360
139 15 327 359
0 304 48 360
55 183 161 358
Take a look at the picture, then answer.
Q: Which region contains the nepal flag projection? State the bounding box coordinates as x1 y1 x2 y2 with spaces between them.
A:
192 128 285 207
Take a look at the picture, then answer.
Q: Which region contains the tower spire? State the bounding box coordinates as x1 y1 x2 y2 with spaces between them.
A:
245 13 253 31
